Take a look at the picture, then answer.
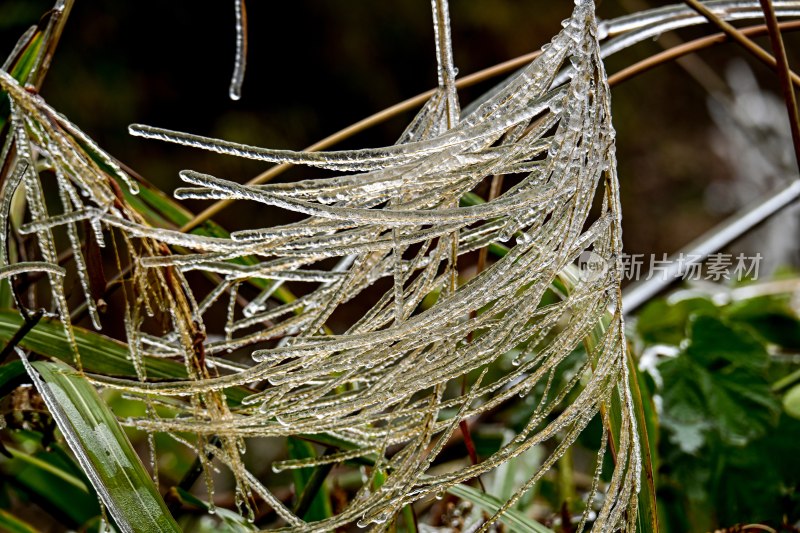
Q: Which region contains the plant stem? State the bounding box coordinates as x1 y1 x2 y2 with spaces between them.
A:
609 20 800 86
757 0 800 172
31 0 75 90
0 308 42 363
684 0 800 89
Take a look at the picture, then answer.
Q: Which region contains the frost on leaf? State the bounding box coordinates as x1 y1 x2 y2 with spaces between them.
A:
0 0 639 530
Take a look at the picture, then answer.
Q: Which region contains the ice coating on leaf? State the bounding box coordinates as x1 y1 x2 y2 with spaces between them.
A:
0 0 655 530
123 1 637 529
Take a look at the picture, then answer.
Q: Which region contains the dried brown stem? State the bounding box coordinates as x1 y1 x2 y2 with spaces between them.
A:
608 19 800 86
757 0 800 172
684 0 800 88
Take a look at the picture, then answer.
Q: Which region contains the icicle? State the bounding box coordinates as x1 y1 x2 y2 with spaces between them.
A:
229 0 248 100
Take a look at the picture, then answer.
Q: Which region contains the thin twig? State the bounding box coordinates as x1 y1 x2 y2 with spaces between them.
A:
621 0 729 94
608 20 800 85
167 435 222 515
0 308 43 363
683 0 800 88
757 0 800 172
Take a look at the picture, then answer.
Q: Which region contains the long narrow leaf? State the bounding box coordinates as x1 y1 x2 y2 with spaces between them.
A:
173 487 256 532
21 358 181 533
1 446 99 528
287 437 333 521
0 509 38 533
447 484 554 533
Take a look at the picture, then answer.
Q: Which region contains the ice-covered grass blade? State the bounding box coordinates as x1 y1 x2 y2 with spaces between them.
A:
21 358 181 533
447 484 554 533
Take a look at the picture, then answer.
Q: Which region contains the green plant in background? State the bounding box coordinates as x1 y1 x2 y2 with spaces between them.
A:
0 0 799 532
635 285 800 531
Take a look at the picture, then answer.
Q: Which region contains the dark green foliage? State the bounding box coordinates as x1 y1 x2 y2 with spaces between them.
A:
638 293 800 530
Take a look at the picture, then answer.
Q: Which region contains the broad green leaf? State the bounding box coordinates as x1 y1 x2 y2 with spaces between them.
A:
658 356 709 453
447 484 553 533
661 358 779 450
686 314 769 371
687 315 779 444
644 291 800 529
636 297 717 345
724 294 800 350
660 316 780 450
22 358 181 533
704 366 780 446
660 413 800 528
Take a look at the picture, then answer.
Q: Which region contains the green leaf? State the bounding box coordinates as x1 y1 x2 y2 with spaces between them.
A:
0 360 26 398
0 310 185 378
22 358 181 533
626 349 660 532
659 356 709 453
1 445 100 528
705 366 780 446
0 509 38 533
661 413 800 528
0 310 252 405
287 437 333 522
660 316 780 450
400 503 417 533
724 295 800 350
636 297 717 345
784 382 800 419
686 314 769 371
173 487 256 532
0 28 44 135
447 483 553 533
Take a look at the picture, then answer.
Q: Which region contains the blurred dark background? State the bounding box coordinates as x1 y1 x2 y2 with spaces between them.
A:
1 0 799 266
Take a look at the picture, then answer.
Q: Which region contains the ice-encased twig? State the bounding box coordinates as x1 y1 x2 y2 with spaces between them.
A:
229 0 247 101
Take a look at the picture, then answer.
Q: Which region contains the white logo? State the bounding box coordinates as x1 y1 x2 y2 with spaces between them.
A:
577 251 607 281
